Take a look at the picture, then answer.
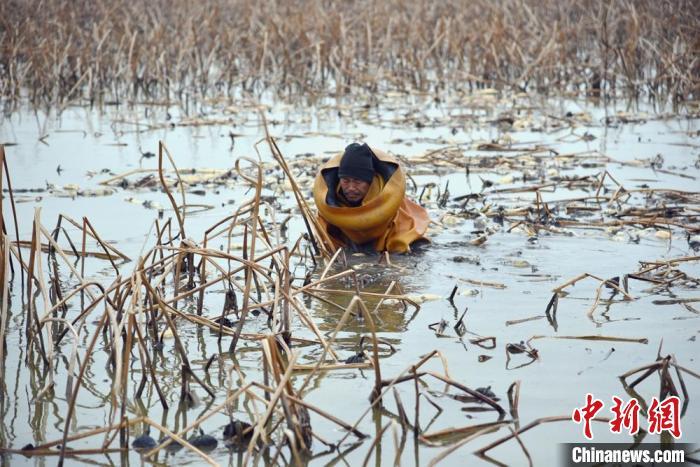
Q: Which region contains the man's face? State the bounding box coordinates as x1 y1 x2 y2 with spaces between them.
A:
339 176 371 204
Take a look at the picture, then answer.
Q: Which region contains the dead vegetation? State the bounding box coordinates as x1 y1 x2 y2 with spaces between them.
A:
0 137 524 465
1 24 700 458
1 99 699 463
1 0 699 111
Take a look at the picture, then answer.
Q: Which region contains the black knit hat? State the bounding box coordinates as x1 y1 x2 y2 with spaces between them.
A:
338 143 375 184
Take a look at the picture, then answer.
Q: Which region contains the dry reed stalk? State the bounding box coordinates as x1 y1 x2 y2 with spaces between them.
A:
529 335 648 344
282 289 338 361
268 338 312 455
619 352 697 411
196 211 250 314
319 247 345 281
158 141 186 239
423 371 505 416
244 350 301 463
26 212 49 366
293 362 372 372
144 276 215 398
38 224 100 301
132 311 168 409
451 276 507 289
53 282 116 346
351 296 384 402
0 237 10 370
670 361 700 382
295 294 372 395
23 417 144 452
552 271 635 311
474 416 610 461
58 309 110 466
59 214 131 261
412 364 421 436
292 270 356 294
1 146 24 289
361 421 392 467
420 420 510 446
0 150 5 291
392 387 411 429
507 380 521 423
164 245 282 301
508 424 534 467
12 240 121 261
284 393 368 439
44 280 111 318
1 447 127 456
337 350 449 446
40 317 79 399
227 158 264 353
82 218 128 270
371 281 398 314
261 114 334 257
427 424 503 466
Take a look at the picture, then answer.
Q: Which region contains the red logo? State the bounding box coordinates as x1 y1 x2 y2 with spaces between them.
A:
609 396 640 435
648 396 681 439
573 394 682 439
572 393 604 439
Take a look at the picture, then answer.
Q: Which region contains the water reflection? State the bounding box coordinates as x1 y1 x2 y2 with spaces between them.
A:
307 254 421 338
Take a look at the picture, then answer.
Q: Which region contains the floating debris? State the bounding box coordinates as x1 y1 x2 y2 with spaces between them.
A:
188 428 218 452
132 430 157 450
223 419 253 450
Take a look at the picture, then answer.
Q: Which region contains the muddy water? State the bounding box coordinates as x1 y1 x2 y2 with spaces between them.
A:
1 93 699 466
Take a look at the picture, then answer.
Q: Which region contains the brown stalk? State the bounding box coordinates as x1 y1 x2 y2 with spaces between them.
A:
0 237 12 375
12 240 119 261
475 415 611 460
144 276 215 398
427 424 504 466
1 146 24 288
244 350 300 463
337 350 450 446
132 312 168 409
58 309 110 467
361 421 392 467
284 393 368 439
392 387 411 429
82 217 123 271
58 214 130 261
2 448 126 456
158 141 186 239
26 214 48 366
261 114 333 257
507 380 521 423
229 157 263 353
420 420 510 445
26 417 143 451
529 335 648 344
508 425 533 467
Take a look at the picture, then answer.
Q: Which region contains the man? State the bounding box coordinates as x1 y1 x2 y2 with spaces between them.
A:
313 143 429 253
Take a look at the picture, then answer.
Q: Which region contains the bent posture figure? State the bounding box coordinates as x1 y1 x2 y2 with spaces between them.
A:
313 143 429 253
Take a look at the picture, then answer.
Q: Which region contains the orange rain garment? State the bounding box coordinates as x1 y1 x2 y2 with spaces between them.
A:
312 147 429 253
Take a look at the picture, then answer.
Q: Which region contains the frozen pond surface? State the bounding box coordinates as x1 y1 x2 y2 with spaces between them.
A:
1 92 699 465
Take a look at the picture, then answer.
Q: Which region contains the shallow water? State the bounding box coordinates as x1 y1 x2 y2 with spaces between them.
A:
1 92 699 466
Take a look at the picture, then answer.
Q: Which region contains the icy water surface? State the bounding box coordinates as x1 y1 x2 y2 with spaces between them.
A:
1 92 699 465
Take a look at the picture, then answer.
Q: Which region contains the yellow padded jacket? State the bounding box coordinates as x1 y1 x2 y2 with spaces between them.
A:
312 147 429 253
